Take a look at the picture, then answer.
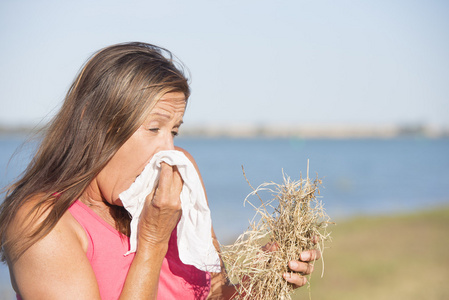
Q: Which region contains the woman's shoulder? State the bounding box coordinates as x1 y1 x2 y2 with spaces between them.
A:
175 146 198 167
175 146 204 176
5 194 50 241
6 196 100 299
175 146 193 159
5 195 88 262
6 195 78 235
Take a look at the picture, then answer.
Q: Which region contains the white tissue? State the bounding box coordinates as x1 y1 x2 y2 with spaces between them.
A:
119 150 221 273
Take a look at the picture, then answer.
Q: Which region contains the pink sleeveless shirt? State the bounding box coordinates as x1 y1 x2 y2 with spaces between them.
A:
67 200 211 299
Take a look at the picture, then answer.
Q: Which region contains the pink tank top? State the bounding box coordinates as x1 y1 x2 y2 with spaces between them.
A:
68 200 211 300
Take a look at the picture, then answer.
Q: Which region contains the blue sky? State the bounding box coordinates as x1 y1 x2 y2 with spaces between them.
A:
0 0 448 127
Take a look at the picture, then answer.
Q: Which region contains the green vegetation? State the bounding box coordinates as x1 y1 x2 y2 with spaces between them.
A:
292 207 449 300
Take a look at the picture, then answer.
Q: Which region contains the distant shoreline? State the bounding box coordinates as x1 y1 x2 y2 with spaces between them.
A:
178 123 449 139
1 124 448 139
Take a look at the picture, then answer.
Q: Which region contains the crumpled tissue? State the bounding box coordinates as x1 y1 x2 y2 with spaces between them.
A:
119 150 221 273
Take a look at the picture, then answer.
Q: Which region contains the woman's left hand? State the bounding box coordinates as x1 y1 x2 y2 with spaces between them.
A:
262 242 321 288
283 249 321 287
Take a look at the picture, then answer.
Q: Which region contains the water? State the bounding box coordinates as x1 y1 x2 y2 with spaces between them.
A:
1 135 449 296
176 137 449 242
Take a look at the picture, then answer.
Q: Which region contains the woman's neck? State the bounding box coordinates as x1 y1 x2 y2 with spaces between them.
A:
79 190 117 229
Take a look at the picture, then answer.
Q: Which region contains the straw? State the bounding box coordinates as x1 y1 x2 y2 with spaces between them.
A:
220 163 332 299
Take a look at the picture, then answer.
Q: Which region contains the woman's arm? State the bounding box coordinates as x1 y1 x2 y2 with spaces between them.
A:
119 163 182 299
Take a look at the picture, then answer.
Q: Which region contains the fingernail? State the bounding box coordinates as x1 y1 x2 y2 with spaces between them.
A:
300 252 310 261
289 261 299 269
283 272 291 279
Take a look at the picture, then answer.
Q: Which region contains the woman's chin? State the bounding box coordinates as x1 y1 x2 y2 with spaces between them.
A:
113 198 124 207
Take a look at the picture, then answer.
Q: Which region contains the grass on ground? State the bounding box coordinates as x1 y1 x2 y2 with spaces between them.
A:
291 207 449 300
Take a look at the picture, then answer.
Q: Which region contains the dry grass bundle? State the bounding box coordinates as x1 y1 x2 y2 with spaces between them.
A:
220 165 331 300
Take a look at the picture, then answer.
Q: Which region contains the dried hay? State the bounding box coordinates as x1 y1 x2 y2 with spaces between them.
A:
220 164 332 299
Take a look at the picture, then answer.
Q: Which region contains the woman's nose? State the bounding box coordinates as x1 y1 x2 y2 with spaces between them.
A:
159 133 175 151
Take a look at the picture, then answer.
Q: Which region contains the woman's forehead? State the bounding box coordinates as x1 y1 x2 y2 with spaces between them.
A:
153 95 186 113
144 92 186 122
159 92 186 102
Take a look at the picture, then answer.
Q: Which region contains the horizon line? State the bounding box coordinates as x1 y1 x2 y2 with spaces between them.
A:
1 123 448 139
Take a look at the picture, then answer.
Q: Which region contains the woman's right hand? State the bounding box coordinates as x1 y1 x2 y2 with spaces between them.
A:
120 163 184 299
137 162 183 250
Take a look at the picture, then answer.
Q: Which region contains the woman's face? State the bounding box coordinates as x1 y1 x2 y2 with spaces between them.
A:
88 92 186 206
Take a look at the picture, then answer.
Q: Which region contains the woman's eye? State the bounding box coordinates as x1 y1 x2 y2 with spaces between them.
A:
171 131 179 137
149 128 159 133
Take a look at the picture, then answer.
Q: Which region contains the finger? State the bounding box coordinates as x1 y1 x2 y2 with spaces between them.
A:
153 163 178 207
171 166 183 194
158 163 174 192
144 164 173 204
288 261 314 275
144 188 156 203
261 241 279 252
299 249 322 262
283 272 307 287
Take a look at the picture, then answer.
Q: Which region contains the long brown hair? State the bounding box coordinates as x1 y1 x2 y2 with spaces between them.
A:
0 42 190 262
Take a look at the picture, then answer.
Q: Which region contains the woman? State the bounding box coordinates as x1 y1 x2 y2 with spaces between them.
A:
0 42 320 299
